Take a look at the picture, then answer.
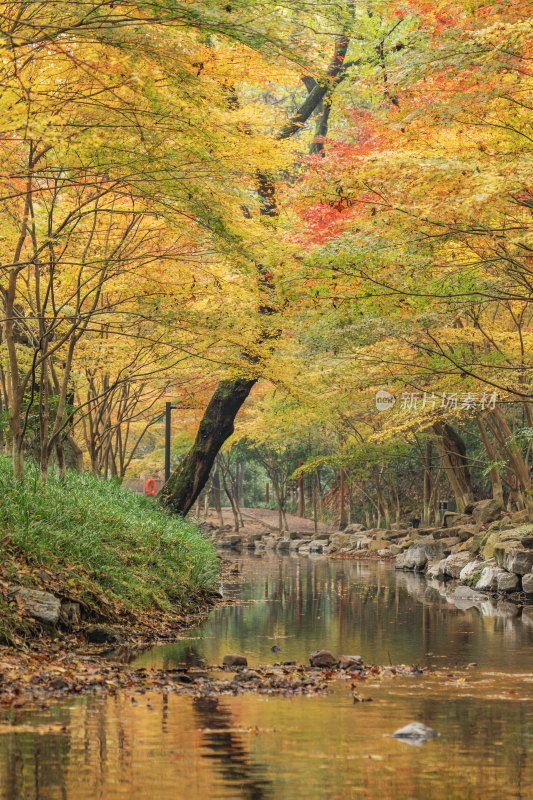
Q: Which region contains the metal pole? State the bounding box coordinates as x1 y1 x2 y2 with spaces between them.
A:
298 460 304 517
165 402 173 483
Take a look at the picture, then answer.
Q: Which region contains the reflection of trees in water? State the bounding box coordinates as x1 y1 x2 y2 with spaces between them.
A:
143 554 533 671
193 697 271 800
416 695 531 800
159 644 206 669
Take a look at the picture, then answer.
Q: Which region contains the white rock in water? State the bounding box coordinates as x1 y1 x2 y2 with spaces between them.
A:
392 722 440 745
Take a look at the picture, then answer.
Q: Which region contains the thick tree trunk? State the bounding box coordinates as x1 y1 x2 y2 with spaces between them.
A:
431 420 474 512
160 30 351 517
160 378 255 515
475 414 504 506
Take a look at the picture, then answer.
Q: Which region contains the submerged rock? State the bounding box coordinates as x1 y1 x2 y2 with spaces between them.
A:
309 649 337 668
392 722 440 745
222 654 248 668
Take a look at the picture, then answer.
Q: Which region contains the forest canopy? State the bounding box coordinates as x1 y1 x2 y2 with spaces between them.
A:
0 0 532 526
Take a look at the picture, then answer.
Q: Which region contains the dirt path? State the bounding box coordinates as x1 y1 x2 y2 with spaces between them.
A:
201 506 336 535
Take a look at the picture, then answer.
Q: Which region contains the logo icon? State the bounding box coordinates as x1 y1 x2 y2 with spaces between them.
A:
375 390 396 412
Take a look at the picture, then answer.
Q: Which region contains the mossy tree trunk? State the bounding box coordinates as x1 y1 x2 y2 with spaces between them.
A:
431 420 474 512
160 378 255 516
160 29 351 517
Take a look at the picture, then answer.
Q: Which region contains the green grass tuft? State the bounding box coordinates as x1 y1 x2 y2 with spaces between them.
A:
0 457 219 620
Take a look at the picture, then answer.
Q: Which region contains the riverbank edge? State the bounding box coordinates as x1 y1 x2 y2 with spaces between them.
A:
211 500 533 609
0 458 220 648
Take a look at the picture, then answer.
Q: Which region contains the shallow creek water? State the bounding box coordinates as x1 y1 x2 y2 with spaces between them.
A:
2 554 533 800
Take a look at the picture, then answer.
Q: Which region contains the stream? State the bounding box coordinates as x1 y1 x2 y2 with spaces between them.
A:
1 553 533 799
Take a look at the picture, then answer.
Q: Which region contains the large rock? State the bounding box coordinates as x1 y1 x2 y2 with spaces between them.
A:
395 553 407 569
329 533 350 550
9 586 61 625
475 566 511 592
459 560 484 583
472 499 503 526
424 539 447 561
456 526 479 542
441 551 473 579
494 544 533 575
85 624 122 644
483 531 522 560
309 649 337 668
353 536 373 551
461 534 484 554
276 538 291 552
389 544 405 556
344 523 365 534
403 543 427 571
219 535 242 548
376 529 405 541
426 560 445 579
442 512 471 528
510 510 530 524
496 571 519 592
521 574 533 594
222 654 248 668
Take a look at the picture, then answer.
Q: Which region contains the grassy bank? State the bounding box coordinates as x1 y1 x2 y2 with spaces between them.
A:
0 457 219 643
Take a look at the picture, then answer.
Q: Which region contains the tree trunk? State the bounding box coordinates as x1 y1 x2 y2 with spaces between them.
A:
160 378 255 515
160 30 351 517
431 420 474 511
220 465 240 532
485 407 533 516
475 414 504 506
236 462 245 507
211 471 225 528
422 440 432 526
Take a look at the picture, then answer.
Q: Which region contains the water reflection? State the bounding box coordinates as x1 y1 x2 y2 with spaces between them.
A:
139 554 533 672
193 698 271 800
0 554 533 800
